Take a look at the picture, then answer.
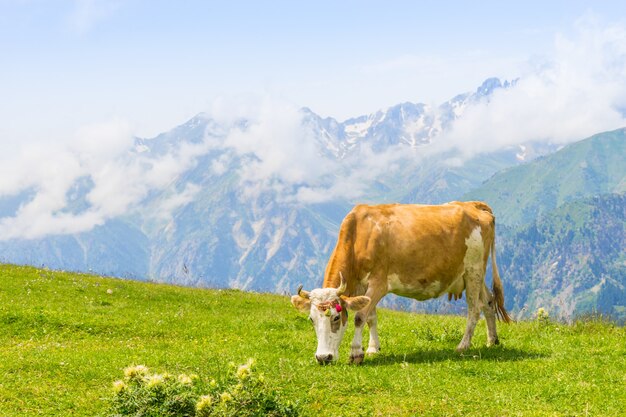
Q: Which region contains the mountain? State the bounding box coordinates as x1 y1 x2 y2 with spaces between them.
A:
1 78 533 292
303 77 517 158
462 129 626 320
0 219 149 279
150 79 554 294
465 128 626 226
499 193 626 322
2 78 623 322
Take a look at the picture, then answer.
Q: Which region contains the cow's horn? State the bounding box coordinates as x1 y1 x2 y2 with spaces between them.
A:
297 284 310 299
337 272 347 295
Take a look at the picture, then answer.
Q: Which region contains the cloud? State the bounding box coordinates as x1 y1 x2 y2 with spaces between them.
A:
210 97 338 202
434 17 626 158
206 97 415 205
294 143 412 204
150 183 201 222
0 118 213 240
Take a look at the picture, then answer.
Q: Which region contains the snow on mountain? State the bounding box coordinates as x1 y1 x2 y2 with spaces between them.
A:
300 77 517 160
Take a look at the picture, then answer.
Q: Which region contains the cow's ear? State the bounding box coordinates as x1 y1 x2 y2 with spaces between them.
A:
291 295 311 313
341 295 370 311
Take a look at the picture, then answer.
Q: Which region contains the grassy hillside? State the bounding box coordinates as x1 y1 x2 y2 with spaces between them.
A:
465 128 626 226
1 264 626 416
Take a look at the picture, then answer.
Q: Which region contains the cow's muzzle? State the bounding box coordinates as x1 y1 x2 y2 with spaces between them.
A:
315 353 334 364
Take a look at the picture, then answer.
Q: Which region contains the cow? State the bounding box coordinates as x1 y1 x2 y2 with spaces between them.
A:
291 201 511 364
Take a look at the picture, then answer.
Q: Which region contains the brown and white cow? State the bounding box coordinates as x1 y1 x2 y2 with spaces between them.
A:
291 201 511 364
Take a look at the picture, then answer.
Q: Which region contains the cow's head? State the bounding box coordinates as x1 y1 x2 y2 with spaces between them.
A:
291 273 370 364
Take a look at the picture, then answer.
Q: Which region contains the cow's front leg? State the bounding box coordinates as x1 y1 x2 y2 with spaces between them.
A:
350 311 366 364
366 308 380 355
350 288 384 364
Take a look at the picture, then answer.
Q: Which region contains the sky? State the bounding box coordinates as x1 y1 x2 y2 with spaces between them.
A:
1 0 626 239
2 0 626 142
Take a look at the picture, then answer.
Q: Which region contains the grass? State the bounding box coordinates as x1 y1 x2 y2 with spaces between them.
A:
1 264 625 416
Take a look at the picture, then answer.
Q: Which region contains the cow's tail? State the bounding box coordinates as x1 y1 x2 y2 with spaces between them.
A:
491 234 512 323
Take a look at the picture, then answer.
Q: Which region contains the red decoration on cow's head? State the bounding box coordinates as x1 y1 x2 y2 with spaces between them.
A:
335 303 342 313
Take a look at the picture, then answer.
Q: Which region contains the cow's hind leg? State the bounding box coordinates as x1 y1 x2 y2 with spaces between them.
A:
481 283 499 346
456 270 483 353
366 307 380 355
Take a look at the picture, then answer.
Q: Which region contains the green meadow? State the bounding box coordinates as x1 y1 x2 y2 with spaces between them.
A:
1 264 625 416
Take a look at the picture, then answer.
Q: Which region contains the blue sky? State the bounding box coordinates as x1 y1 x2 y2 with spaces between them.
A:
3 0 626 143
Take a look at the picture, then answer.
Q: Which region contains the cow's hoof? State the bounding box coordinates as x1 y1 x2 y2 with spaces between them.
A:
349 353 364 364
455 344 469 353
487 337 500 347
366 347 380 356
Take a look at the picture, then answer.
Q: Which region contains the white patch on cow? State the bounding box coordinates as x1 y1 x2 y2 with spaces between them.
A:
463 226 485 269
307 288 348 362
309 288 337 301
446 226 484 303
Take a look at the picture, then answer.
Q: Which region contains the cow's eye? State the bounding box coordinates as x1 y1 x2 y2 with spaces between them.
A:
333 315 340 322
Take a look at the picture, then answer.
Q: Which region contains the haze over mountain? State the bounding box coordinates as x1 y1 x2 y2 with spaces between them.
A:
1 78 624 320
0 78 527 280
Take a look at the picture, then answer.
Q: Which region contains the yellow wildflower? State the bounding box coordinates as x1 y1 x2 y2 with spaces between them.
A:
112 380 126 393
196 395 213 416
123 365 149 380
236 364 251 380
178 374 193 385
236 358 256 380
145 373 164 388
